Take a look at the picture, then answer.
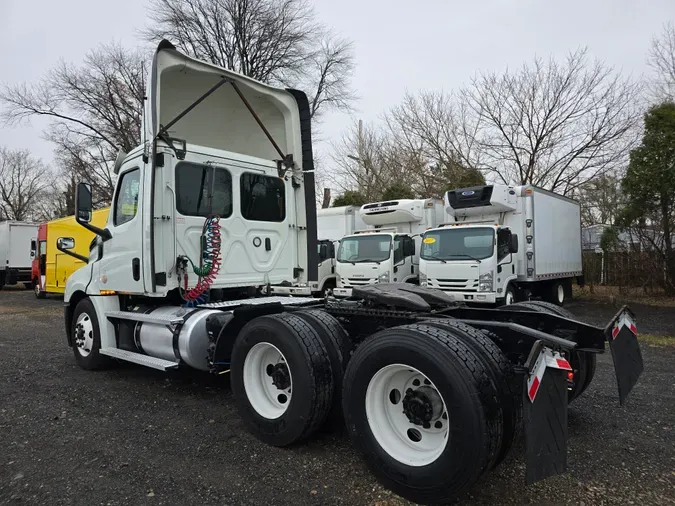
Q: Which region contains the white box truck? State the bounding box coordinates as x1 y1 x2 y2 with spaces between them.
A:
0 221 39 289
419 184 583 305
311 206 365 296
333 199 445 297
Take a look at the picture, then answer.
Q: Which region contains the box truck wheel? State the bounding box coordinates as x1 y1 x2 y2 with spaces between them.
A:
546 280 568 306
342 323 500 504
231 312 334 447
71 298 110 370
0 272 4 290
33 279 45 299
503 285 516 305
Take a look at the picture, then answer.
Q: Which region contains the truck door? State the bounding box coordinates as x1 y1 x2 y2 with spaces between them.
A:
98 163 145 293
173 156 292 288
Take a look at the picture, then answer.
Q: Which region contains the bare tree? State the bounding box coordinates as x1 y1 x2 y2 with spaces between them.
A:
648 22 675 102
1 42 146 203
0 147 51 221
144 0 356 119
576 173 625 227
462 49 642 195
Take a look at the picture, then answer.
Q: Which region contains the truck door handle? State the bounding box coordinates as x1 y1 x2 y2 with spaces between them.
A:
132 258 140 281
265 238 271 251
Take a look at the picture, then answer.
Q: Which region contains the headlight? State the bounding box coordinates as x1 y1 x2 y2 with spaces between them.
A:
419 271 428 286
478 271 493 292
378 272 390 283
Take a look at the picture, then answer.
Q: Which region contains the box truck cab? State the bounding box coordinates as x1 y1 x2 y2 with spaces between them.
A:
419 185 583 306
311 206 365 296
333 199 443 297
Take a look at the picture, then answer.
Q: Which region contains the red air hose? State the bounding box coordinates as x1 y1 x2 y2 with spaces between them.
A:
182 215 222 304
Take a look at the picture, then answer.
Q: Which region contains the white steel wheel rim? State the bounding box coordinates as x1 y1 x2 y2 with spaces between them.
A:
505 290 514 305
366 364 449 467
74 312 94 357
243 342 293 419
34 283 40 297
557 284 565 303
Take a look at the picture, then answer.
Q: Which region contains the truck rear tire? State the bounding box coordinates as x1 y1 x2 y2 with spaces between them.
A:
231 312 334 447
34 279 46 299
342 323 501 504
294 309 347 427
423 319 521 469
504 301 596 402
71 298 110 370
545 280 568 306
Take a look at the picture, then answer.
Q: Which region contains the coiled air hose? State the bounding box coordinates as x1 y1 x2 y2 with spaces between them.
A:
181 215 222 306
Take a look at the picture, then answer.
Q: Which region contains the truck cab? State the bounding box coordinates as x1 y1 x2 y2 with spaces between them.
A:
332 199 443 297
62 40 317 347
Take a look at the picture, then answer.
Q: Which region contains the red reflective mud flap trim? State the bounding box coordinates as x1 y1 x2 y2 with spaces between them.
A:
524 366 568 484
606 306 644 406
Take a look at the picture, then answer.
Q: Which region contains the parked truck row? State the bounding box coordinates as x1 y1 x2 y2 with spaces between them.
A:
40 41 642 505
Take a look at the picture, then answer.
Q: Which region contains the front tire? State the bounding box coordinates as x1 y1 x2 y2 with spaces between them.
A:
503 284 516 306
71 298 109 370
342 323 501 504
231 313 334 447
34 279 46 299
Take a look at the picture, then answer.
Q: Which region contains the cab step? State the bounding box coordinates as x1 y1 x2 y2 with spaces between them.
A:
105 310 184 326
99 348 179 371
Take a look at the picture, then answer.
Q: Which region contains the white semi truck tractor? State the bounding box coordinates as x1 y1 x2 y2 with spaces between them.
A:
311 206 366 297
57 40 644 505
332 199 444 297
419 185 583 306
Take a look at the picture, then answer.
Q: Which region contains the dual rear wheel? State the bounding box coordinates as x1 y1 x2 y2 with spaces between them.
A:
231 313 519 504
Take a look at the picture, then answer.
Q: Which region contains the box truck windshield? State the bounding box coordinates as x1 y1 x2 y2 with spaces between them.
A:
338 235 392 263
421 227 494 262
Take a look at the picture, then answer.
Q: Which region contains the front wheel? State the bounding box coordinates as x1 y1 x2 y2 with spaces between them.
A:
342 323 501 504
503 285 516 305
34 279 46 299
71 298 110 370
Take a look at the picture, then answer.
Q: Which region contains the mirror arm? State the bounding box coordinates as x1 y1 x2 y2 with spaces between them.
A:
76 217 111 241
57 244 89 264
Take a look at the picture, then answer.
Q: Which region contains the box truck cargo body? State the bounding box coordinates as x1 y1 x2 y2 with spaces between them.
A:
31 209 110 297
419 185 582 305
0 221 39 289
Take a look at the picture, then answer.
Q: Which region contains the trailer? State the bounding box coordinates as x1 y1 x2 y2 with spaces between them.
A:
31 209 110 298
419 185 583 306
0 220 39 289
311 206 366 296
58 41 644 505
332 199 445 297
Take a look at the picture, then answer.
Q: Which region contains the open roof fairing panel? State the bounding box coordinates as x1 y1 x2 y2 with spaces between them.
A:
143 40 303 166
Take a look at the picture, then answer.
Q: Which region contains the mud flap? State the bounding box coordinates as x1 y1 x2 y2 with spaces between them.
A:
524 341 571 484
606 306 644 405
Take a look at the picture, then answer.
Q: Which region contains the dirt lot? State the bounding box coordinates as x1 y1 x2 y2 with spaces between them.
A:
1 288 674 505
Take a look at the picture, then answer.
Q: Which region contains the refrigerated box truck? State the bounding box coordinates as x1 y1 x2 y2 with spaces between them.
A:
32 208 110 298
419 184 583 305
312 205 366 296
333 198 445 297
0 221 39 289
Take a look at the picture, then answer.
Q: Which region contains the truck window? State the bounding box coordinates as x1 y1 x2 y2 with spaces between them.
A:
337 235 391 263
176 162 233 218
393 237 404 264
240 173 285 222
497 229 511 261
421 228 494 261
114 169 141 226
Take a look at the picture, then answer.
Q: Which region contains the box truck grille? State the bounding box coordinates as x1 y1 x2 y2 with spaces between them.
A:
434 278 479 292
345 277 376 286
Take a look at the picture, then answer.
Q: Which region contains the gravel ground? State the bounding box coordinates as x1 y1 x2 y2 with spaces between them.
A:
1 288 674 506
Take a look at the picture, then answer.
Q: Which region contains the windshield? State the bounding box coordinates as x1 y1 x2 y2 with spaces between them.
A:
337 235 392 263
421 227 495 261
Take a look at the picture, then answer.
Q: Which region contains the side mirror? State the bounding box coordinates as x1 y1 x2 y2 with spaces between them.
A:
30 239 36 258
329 242 336 259
509 233 519 253
319 244 328 260
57 237 75 251
76 182 93 223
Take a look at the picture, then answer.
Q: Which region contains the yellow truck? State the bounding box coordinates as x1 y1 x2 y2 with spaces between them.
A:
32 208 110 298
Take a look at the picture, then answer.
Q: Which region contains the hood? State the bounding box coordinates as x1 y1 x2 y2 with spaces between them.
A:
142 40 303 166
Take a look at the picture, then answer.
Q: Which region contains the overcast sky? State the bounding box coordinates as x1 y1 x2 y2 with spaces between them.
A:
1 0 673 168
